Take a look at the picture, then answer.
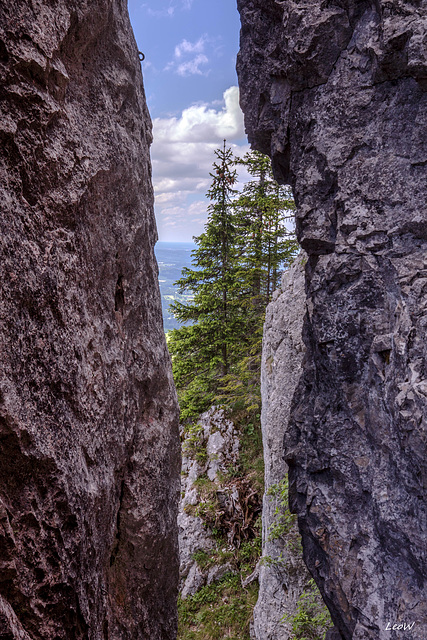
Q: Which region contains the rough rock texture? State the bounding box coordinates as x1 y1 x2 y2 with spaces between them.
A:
253 254 323 639
237 2 427 640
178 408 239 598
0 2 180 638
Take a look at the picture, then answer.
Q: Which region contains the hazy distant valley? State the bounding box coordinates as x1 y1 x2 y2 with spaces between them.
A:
155 242 196 331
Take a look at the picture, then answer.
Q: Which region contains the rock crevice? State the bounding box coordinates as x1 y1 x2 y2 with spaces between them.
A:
253 254 328 640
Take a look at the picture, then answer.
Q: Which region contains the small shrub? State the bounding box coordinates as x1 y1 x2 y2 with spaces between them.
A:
182 423 207 463
267 477 298 543
282 579 332 640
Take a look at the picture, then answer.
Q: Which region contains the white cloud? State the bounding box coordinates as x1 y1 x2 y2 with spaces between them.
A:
145 5 175 18
151 87 251 241
174 37 205 58
153 86 245 145
157 201 210 242
166 35 212 77
142 0 194 18
176 54 209 77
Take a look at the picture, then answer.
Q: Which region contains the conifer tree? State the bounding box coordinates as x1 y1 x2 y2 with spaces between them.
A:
168 141 242 418
235 150 298 309
169 146 299 420
216 152 299 414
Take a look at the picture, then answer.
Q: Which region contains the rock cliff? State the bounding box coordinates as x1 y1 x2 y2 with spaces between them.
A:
254 254 330 639
0 1 180 638
237 2 427 639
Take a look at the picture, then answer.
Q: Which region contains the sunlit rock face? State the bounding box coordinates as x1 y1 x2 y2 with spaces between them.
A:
178 408 240 599
237 2 427 639
0 1 180 638
254 254 324 640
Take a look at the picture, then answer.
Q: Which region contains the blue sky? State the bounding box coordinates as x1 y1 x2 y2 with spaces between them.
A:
128 0 250 241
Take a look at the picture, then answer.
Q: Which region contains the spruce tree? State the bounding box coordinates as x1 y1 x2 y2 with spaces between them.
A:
217 151 299 413
235 150 298 309
168 141 242 418
169 147 299 420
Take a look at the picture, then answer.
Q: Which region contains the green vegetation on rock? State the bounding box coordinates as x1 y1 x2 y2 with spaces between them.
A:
168 144 298 422
266 478 300 550
282 579 332 640
178 574 258 640
172 145 331 640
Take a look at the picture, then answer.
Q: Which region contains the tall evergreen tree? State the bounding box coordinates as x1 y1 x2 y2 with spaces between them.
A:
235 150 298 309
169 146 299 420
168 141 242 418
216 152 299 414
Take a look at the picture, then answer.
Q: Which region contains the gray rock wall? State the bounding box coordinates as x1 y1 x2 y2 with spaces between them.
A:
254 254 316 640
0 1 180 638
178 408 239 598
237 2 427 639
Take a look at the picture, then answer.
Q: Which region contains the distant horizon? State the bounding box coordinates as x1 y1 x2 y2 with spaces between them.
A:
156 240 197 245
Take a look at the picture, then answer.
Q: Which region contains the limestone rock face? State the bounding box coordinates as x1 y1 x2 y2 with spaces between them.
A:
254 254 319 640
237 2 427 639
178 408 239 599
0 1 180 638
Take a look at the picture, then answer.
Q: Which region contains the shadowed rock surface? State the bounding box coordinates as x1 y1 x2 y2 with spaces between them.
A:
237 2 427 639
0 1 180 638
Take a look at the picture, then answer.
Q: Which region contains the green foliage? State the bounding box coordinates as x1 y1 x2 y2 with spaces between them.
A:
182 423 208 463
192 549 212 570
168 145 299 422
217 345 263 416
168 331 219 421
195 496 219 524
169 141 243 420
178 573 258 640
282 579 332 640
234 150 298 310
237 414 264 495
238 536 262 576
193 474 214 494
267 477 298 542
